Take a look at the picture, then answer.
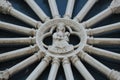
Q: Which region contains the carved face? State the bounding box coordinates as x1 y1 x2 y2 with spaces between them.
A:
57 23 65 32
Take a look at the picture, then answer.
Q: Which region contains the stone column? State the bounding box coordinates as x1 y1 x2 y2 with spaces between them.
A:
48 58 60 80
25 0 50 22
83 0 120 28
26 56 51 80
83 8 112 28
48 0 60 18
0 21 36 36
0 45 39 62
62 58 74 80
0 51 44 80
0 0 41 28
71 55 95 80
74 0 98 22
78 51 120 80
0 37 35 46
87 37 120 45
84 45 120 61
87 22 120 36
64 0 75 19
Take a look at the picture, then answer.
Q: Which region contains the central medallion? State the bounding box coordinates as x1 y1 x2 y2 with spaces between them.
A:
36 18 87 58
48 22 74 54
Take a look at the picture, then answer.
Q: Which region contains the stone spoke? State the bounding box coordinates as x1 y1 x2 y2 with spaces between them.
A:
0 0 42 28
74 0 98 22
83 0 120 28
0 21 36 36
62 58 74 80
0 45 39 62
87 22 120 36
83 8 112 28
9 8 41 28
78 51 120 80
71 55 95 80
84 45 120 61
0 51 44 80
8 52 43 76
24 0 50 22
0 0 120 80
0 37 35 46
64 0 75 19
87 37 120 45
48 0 60 18
26 56 51 80
48 58 60 80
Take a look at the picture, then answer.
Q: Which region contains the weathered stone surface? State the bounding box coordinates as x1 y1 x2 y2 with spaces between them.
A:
109 70 120 80
0 70 9 80
110 0 120 14
0 0 12 14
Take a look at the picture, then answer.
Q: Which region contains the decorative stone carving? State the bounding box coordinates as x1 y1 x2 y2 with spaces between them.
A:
0 0 12 14
48 23 74 54
78 51 120 80
71 55 95 80
26 56 51 80
0 0 120 80
73 0 98 22
62 58 74 80
0 70 9 80
48 58 60 80
110 0 120 14
24 0 50 22
36 18 87 58
48 0 60 18
0 0 41 28
109 70 120 80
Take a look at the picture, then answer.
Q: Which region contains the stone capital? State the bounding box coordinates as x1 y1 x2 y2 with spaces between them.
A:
62 58 70 65
71 55 79 63
78 51 87 60
0 0 12 14
42 56 51 63
110 0 120 14
109 70 120 80
0 70 10 80
52 58 60 65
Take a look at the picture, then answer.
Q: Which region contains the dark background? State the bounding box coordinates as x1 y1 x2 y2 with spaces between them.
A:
0 0 120 80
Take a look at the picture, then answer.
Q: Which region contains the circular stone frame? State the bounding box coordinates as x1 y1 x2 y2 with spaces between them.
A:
36 18 87 58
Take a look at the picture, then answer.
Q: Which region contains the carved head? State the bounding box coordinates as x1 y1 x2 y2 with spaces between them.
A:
56 23 65 32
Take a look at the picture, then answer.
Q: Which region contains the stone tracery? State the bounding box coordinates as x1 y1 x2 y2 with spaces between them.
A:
0 0 120 80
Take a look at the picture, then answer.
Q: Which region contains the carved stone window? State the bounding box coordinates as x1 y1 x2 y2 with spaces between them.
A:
0 0 120 80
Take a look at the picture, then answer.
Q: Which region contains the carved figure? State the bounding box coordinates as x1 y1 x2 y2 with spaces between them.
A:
48 23 74 54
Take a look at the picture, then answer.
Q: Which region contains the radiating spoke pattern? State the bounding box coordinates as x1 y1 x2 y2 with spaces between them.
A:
74 0 98 22
48 58 60 80
48 0 60 18
62 58 74 80
0 45 39 62
0 21 36 36
26 56 51 80
0 37 35 46
25 0 50 22
0 0 120 80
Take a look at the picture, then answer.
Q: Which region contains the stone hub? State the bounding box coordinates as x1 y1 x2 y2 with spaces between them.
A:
36 18 87 58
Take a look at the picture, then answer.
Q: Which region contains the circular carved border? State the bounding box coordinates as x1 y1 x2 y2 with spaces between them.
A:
36 18 87 58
